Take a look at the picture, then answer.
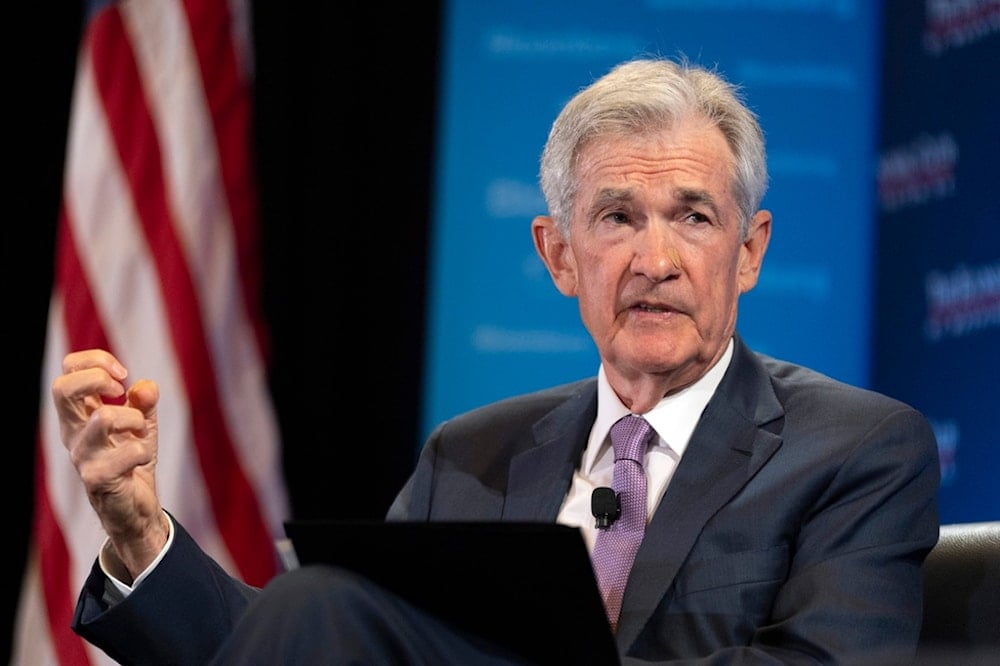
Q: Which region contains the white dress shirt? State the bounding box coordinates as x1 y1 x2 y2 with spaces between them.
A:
556 338 734 552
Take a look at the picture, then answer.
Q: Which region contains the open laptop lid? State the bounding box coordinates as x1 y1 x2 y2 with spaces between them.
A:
283 520 618 664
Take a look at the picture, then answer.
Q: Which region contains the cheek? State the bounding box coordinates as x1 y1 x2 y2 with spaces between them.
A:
580 253 625 293
575 239 632 276
694 256 742 312
575 278 609 319
572 251 622 321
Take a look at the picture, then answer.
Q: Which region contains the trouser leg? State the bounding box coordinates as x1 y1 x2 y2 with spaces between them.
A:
211 564 528 665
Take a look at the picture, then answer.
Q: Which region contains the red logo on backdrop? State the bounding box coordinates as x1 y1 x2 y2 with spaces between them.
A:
878 132 958 213
924 0 1000 55
924 261 1000 341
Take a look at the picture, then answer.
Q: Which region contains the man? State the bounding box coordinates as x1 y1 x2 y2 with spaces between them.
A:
55 57 940 664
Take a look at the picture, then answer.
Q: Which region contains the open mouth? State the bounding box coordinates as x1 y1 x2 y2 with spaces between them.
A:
634 303 674 314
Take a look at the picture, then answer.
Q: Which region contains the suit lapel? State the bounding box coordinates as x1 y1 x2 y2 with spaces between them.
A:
615 338 784 649
502 381 599 521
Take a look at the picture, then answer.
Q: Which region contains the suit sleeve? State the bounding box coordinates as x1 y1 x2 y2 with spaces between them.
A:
763 406 941 662
386 423 444 521
72 517 258 665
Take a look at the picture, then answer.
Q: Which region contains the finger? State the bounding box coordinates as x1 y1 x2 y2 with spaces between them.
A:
75 433 155 494
70 403 150 467
52 369 131 454
125 379 160 416
62 349 128 381
51 366 128 420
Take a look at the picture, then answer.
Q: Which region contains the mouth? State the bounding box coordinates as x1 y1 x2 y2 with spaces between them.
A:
634 302 674 313
629 299 679 315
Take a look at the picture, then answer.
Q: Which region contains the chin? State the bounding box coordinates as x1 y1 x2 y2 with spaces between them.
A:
622 344 693 374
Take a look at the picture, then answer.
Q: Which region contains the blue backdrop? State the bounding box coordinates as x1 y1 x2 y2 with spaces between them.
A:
422 1 998 522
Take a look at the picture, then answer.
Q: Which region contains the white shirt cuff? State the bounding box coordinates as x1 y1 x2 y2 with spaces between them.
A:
99 511 176 598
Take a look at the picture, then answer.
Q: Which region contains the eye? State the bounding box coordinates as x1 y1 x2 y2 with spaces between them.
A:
685 211 711 225
603 211 630 225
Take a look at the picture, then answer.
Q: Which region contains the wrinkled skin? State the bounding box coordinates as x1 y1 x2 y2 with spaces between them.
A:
532 116 771 413
51 348 169 581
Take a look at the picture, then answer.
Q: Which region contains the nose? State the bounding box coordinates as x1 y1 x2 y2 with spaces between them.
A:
630 223 681 282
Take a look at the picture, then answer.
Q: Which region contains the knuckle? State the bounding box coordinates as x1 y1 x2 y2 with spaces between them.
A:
50 374 68 399
89 406 117 431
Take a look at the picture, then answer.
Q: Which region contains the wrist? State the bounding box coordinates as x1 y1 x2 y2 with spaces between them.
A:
104 510 172 583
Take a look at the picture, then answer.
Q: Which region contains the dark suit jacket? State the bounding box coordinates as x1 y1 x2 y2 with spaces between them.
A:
74 335 940 664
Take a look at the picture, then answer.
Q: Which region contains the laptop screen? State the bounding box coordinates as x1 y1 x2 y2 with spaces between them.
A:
284 520 618 664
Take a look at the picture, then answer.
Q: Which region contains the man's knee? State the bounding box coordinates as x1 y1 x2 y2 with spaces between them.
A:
258 564 370 613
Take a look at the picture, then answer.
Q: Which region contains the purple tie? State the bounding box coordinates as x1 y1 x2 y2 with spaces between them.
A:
591 414 653 633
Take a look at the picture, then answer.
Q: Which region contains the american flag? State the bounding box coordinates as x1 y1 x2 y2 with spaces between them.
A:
12 0 289 663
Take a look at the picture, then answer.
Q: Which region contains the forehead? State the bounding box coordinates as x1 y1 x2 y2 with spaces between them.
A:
574 119 736 202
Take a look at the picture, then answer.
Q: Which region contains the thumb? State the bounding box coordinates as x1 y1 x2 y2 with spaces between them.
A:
126 379 160 418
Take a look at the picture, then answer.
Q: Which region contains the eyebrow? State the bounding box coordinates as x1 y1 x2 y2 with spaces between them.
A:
579 188 633 226
584 186 723 223
674 187 721 220
589 187 633 210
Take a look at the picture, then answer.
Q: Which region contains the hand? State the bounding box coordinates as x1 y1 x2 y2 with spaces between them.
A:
52 349 170 581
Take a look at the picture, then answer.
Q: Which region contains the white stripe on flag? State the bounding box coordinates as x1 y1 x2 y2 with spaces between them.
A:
122 0 287 537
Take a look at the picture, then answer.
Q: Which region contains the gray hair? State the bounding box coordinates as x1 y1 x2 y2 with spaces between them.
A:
539 57 768 240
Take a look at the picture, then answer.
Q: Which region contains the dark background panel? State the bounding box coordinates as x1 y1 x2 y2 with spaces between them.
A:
8 2 84 664
252 2 441 519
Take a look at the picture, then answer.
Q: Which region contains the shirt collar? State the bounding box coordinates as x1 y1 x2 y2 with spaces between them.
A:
583 337 734 472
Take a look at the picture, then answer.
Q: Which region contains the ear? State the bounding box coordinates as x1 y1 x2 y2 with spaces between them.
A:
531 215 578 296
737 210 772 294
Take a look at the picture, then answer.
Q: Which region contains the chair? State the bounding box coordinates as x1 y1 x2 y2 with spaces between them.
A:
916 521 1000 664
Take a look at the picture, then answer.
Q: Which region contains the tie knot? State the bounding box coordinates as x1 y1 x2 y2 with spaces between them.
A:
609 415 652 463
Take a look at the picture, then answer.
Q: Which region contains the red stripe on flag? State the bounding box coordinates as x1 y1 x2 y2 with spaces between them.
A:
88 5 276 586
183 0 270 357
34 434 91 666
57 203 114 357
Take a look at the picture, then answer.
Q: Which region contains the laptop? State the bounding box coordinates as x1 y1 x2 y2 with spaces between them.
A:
283 520 619 664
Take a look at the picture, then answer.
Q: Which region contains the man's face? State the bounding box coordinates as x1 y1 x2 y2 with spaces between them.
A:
533 116 771 396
